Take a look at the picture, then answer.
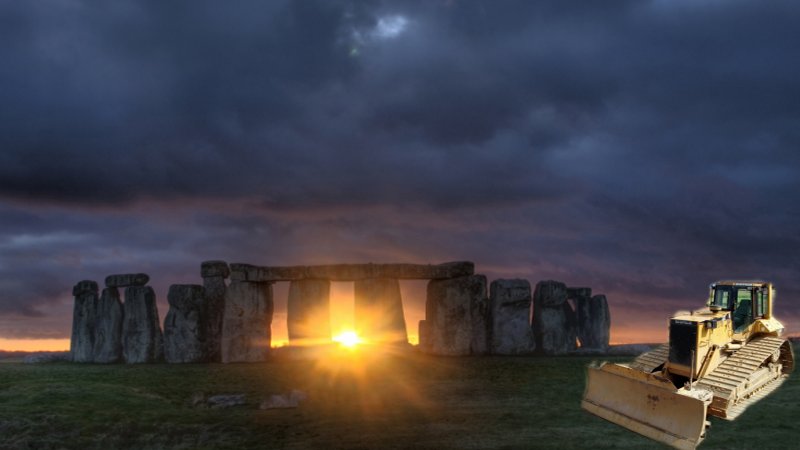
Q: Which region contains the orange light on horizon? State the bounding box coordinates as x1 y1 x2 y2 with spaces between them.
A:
332 330 363 349
0 338 70 352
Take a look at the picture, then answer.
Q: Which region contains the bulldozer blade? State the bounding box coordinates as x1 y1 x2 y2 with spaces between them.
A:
582 363 712 450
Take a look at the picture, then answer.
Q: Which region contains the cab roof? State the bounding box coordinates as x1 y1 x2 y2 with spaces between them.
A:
711 280 770 288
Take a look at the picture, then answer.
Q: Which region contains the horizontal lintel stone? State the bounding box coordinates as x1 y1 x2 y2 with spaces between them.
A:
105 273 149 288
229 261 474 282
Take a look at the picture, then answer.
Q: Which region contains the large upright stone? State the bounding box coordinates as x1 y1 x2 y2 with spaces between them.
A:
489 279 535 355
532 280 577 355
202 260 229 362
105 273 149 288
424 275 488 356
576 294 611 350
70 280 98 363
354 278 407 343
287 279 331 345
122 286 164 363
471 291 489 355
222 280 273 362
418 320 430 352
93 287 123 363
164 284 207 363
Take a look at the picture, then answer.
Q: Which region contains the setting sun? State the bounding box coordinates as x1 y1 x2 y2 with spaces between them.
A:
332 331 363 348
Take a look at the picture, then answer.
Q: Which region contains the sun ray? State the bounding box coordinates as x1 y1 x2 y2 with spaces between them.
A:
332 330 363 349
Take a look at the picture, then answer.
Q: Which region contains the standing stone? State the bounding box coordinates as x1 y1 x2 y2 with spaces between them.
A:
354 278 407 343
93 287 123 363
287 279 331 345
70 280 98 363
202 260 229 362
424 275 488 356
122 286 164 363
576 294 611 350
418 320 430 352
532 280 577 355
164 284 207 363
222 280 273 362
471 292 489 355
490 279 535 355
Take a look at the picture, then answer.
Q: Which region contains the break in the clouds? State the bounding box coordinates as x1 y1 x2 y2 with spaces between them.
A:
1 0 800 342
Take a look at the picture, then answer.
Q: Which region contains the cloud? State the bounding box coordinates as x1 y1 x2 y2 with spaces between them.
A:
1 1 800 342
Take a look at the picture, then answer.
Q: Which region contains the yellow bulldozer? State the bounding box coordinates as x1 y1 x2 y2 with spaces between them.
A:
582 281 794 449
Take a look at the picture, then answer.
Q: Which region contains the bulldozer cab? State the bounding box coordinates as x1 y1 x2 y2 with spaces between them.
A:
708 282 771 334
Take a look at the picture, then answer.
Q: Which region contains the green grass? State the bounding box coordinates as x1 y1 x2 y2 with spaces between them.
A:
0 349 797 449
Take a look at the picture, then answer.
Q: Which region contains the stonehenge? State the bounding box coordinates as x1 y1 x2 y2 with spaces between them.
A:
93 287 123 363
122 285 164 363
202 261 229 362
287 279 331 345
424 275 488 356
164 284 206 363
576 294 611 350
70 260 612 363
70 280 98 363
532 281 578 355
222 279 274 362
230 261 474 282
354 278 406 344
489 279 535 355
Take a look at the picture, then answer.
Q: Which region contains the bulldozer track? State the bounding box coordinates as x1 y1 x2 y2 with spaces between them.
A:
695 336 792 420
628 343 669 372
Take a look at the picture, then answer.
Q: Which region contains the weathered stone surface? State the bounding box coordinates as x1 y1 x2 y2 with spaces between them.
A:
70 280 98 363
287 279 331 344
164 284 207 363
203 273 227 363
354 278 407 343
93 287 123 363
418 320 430 352
489 279 535 355
533 281 577 355
259 390 307 409
207 394 246 408
230 261 474 282
567 287 592 301
105 273 150 288
72 280 98 296
122 286 164 363
23 352 71 364
424 275 487 356
222 280 273 362
576 294 611 350
535 280 568 307
471 294 489 355
201 260 230 279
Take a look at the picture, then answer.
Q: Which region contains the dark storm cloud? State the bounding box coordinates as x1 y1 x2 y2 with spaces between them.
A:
1 1 800 341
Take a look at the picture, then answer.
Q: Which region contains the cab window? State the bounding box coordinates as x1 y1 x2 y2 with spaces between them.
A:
733 288 754 332
755 288 767 318
712 287 731 309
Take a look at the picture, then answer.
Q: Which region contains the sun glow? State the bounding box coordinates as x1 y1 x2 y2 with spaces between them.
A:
333 330 363 348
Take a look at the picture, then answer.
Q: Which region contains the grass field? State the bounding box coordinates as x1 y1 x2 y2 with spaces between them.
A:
0 347 796 449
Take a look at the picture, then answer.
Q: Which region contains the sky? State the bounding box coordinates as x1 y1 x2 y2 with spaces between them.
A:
2 0 800 351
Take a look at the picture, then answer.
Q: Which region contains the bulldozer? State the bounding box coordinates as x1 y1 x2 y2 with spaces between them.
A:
582 281 794 449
